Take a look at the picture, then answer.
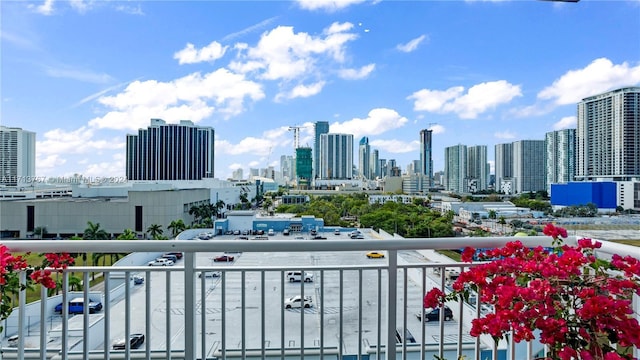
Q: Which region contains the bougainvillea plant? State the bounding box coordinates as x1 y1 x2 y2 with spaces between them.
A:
0 244 74 332
424 224 640 360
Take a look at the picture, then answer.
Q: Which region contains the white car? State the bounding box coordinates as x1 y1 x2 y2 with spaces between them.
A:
284 295 313 309
286 271 314 282
148 258 174 266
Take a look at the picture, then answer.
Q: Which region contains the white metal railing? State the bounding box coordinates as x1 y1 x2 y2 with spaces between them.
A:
1 235 638 360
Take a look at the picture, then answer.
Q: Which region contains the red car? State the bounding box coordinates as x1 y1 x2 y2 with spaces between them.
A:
214 255 235 262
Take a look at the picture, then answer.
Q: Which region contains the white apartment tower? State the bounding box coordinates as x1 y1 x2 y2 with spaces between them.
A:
576 87 640 181
0 126 36 188
444 145 467 194
319 133 353 180
545 129 576 193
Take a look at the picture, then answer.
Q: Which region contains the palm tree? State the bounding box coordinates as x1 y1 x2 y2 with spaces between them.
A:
214 200 226 218
83 221 109 240
167 219 187 238
146 224 163 239
117 229 137 240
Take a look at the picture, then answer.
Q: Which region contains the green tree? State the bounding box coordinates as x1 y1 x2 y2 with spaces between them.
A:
146 224 163 239
117 229 137 240
33 226 48 239
83 221 109 240
168 219 187 237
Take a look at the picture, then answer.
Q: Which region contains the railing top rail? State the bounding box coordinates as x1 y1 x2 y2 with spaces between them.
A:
2 235 560 253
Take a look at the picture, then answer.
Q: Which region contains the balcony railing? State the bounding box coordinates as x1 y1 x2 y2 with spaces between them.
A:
1 231 638 360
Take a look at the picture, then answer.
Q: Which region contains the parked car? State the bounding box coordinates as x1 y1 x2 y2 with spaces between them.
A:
165 251 183 259
55 297 103 314
148 258 174 266
366 251 385 259
131 275 144 285
268 229 275 236
112 333 145 350
161 254 178 262
199 271 221 278
213 255 234 262
334 229 341 235
283 229 290 236
313 235 327 240
286 271 314 282
284 295 313 309
416 306 454 322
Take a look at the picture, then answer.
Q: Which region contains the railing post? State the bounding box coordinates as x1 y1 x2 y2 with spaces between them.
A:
387 249 397 360
184 252 196 360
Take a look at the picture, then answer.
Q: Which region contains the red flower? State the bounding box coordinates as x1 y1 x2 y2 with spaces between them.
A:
423 224 640 359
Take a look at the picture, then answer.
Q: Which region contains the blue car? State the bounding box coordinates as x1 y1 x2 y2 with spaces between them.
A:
55 297 103 314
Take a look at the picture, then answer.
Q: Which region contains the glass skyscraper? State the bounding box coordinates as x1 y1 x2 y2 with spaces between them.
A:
545 129 576 193
314 121 329 180
126 119 214 181
419 129 433 187
319 133 353 180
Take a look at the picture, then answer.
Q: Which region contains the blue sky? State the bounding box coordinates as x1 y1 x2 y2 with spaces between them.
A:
2 0 639 180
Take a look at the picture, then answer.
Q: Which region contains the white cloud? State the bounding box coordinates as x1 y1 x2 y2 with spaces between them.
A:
36 154 66 170
68 0 90 13
295 0 368 11
552 116 577 130
89 69 264 130
44 65 113 84
114 4 145 15
240 23 358 81
277 81 326 101
174 41 228 65
369 139 419 153
396 35 427 53
338 63 375 80
538 58 640 105
494 130 517 139
408 80 522 119
29 0 55 15
330 108 409 139
222 16 279 42
38 127 124 155
428 124 445 134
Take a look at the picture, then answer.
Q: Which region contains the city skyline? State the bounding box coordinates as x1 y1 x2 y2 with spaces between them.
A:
2 1 640 180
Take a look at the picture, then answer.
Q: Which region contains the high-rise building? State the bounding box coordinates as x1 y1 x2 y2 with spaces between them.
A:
495 143 513 194
467 145 488 192
419 129 433 187
280 155 294 182
319 133 353 180
576 87 640 181
358 137 371 180
313 121 329 179
231 168 243 181
444 145 467 193
295 147 312 189
0 126 36 187
546 129 576 193
379 159 387 178
126 119 214 181
513 140 546 194
370 149 380 179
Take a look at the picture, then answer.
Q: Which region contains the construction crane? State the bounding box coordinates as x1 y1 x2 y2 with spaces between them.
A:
288 126 303 149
